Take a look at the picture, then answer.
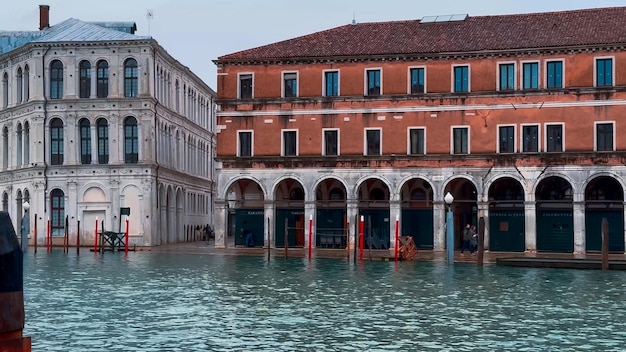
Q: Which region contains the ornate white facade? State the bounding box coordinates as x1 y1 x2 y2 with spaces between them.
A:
0 8 216 247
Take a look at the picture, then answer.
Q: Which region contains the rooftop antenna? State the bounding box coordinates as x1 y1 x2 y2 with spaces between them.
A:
352 12 357 25
146 9 154 35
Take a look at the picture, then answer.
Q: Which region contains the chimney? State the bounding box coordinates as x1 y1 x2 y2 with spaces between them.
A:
39 5 50 30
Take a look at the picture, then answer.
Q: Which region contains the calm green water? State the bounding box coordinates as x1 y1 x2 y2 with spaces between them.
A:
22 251 626 351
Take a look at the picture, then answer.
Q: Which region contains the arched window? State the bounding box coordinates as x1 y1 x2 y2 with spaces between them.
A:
50 60 63 99
96 60 109 98
23 121 29 165
124 116 138 163
16 68 23 103
79 60 91 98
97 118 109 164
2 72 8 108
79 119 91 164
50 118 64 165
50 189 65 236
2 126 8 169
175 80 180 112
16 123 22 167
2 192 7 212
124 58 138 97
23 65 29 102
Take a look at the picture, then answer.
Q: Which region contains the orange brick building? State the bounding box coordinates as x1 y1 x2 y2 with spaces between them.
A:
213 7 626 254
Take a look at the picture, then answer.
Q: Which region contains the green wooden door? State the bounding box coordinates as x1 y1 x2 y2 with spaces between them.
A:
585 210 624 252
316 208 346 247
234 209 264 247
401 209 433 249
489 210 525 252
275 209 304 248
360 209 390 249
536 209 573 252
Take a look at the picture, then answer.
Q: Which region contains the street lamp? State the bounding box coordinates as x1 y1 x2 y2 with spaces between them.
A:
21 201 30 252
227 190 237 211
444 192 454 264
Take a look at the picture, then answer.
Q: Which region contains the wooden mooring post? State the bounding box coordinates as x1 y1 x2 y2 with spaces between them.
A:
601 217 609 271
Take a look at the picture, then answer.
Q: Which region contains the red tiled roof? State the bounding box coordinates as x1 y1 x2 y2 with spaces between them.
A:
217 7 626 61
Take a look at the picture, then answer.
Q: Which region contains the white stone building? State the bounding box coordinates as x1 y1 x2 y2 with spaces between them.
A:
0 5 216 247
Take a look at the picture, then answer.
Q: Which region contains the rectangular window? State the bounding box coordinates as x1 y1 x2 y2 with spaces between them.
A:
523 62 539 89
365 129 381 156
323 129 338 156
452 127 469 154
596 58 613 87
453 66 469 93
408 128 425 155
498 125 515 153
324 71 339 97
238 131 252 157
50 124 64 165
546 124 563 152
239 73 253 99
522 125 539 153
80 123 91 164
546 61 563 89
366 69 381 96
96 61 109 98
283 72 297 98
282 130 297 156
596 122 614 152
79 65 91 98
499 63 515 90
409 68 425 94
97 122 109 164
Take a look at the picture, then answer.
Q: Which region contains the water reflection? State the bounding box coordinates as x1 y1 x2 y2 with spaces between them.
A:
23 252 626 351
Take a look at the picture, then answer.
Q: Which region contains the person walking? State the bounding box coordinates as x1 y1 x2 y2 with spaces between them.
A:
469 225 478 255
461 224 472 255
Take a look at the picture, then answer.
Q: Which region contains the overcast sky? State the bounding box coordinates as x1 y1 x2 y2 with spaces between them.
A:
2 0 624 89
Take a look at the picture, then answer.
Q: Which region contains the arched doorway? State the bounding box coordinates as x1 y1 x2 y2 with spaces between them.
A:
585 176 624 252
229 179 265 247
274 178 305 248
536 176 573 252
488 177 525 251
358 179 390 250
400 179 434 249
315 179 347 249
444 178 478 249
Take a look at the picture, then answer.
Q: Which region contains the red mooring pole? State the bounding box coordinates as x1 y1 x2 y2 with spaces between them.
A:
93 216 99 254
76 220 80 255
359 215 364 261
125 219 129 255
308 214 313 260
394 215 399 263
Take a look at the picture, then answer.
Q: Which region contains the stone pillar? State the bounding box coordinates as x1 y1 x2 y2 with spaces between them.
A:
264 201 275 248
573 198 585 254
433 202 445 250
525 201 537 252
304 201 315 250
346 199 358 251
90 123 97 164
214 201 227 248
477 201 489 250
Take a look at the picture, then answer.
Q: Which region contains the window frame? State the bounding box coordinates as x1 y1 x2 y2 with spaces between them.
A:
97 118 109 164
50 189 65 236
322 128 340 156
595 56 614 88
123 116 139 163
451 126 469 155
497 124 516 154
123 58 138 98
364 68 382 96
364 128 382 156
50 60 63 99
452 65 470 93
544 123 564 153
79 60 91 99
521 123 540 153
323 70 339 97
79 119 91 164
521 61 540 90
237 130 253 157
594 121 615 152
282 71 298 98
96 60 109 98
497 62 516 91
238 72 254 99
408 66 426 94
407 127 426 155
50 118 64 165
545 59 564 89
281 129 298 157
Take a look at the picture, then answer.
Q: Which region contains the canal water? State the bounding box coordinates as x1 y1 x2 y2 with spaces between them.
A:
23 251 626 351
